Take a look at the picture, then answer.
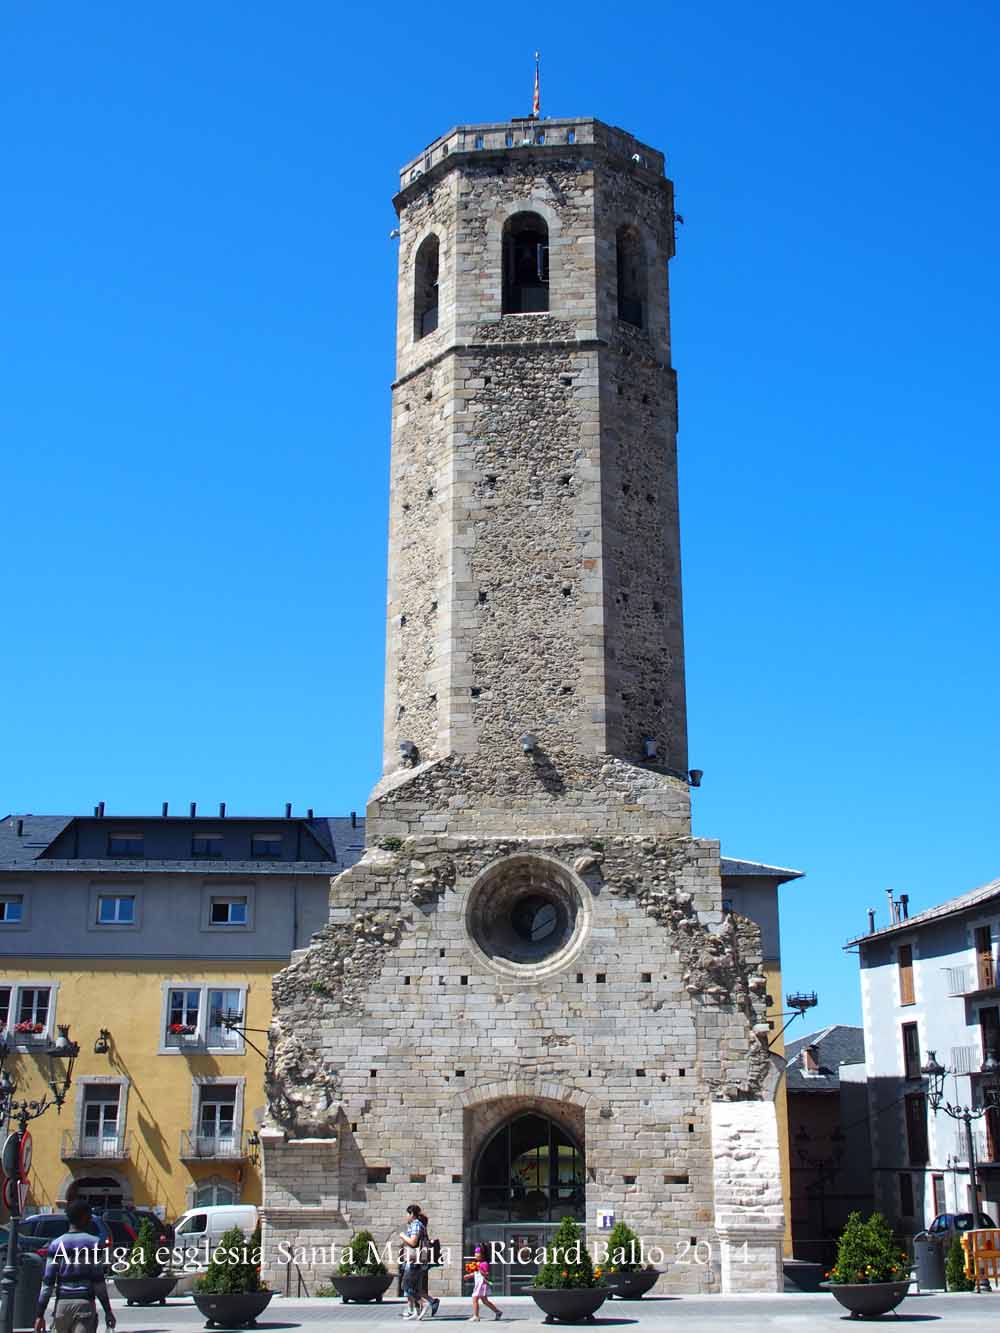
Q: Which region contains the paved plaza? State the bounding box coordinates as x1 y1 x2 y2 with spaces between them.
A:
96 1291 1000 1332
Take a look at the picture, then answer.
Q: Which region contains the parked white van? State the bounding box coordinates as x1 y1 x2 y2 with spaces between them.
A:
172 1204 259 1266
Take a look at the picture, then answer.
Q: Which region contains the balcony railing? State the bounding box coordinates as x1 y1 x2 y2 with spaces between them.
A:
61 1130 132 1162
944 961 999 997
180 1130 247 1162
952 1045 982 1075
955 1128 989 1164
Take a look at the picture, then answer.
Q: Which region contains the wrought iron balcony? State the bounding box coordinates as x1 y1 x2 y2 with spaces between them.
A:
179 1130 248 1162
952 1045 982 1075
61 1130 132 1162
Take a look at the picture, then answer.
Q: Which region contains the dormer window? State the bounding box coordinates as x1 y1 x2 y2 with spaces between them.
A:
0 895 23 924
192 835 224 859
502 212 549 314
107 833 144 858
250 834 281 859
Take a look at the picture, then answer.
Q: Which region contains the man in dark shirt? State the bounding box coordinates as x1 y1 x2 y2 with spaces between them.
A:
34 1201 116 1333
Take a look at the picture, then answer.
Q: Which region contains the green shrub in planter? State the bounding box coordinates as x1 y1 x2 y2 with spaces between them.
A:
534 1217 599 1290
124 1219 164 1278
194 1225 264 1295
827 1212 907 1285
946 1233 975 1292
603 1221 643 1275
337 1230 388 1277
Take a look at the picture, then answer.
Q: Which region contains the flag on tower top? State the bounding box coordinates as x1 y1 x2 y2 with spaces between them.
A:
533 52 540 118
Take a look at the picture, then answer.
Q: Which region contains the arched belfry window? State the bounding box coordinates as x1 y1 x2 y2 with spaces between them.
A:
616 225 646 328
414 234 440 339
502 213 549 314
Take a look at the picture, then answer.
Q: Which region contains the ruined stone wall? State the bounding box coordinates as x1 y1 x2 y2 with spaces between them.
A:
261 835 773 1294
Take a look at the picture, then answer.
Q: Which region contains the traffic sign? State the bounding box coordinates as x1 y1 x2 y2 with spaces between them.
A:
17 1181 28 1214
1 1131 19 1179
18 1132 32 1179
1 1177 17 1212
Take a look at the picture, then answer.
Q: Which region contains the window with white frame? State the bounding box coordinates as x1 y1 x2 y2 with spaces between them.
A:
0 986 10 1030
162 984 246 1052
97 894 135 925
15 985 52 1038
166 988 201 1042
207 989 243 1050
81 1085 122 1155
209 897 248 927
194 1179 236 1207
0 895 24 924
197 1084 237 1152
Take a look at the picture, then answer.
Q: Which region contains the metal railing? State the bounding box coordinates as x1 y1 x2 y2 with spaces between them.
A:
952 1045 982 1075
945 965 975 996
954 1128 989 1163
179 1130 248 1161
61 1130 132 1161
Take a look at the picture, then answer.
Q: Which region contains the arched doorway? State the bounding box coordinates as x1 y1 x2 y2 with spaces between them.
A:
466 1111 585 1294
66 1175 126 1208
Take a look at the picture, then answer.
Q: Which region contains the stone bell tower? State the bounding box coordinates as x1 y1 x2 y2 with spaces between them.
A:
381 118 688 823
261 118 785 1299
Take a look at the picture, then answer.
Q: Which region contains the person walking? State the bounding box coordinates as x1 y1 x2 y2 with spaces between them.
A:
418 1210 440 1317
469 1245 502 1322
399 1203 431 1321
34 1200 116 1333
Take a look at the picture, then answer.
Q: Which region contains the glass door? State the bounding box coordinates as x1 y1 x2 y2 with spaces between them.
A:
82 1086 120 1157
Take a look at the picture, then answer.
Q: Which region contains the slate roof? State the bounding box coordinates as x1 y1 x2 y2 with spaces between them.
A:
847 875 1000 946
785 1024 866 1092
0 813 367 875
720 857 804 883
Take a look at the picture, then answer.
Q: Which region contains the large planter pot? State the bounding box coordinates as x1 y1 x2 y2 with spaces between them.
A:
531 1288 608 1323
193 1290 274 1328
820 1279 910 1318
114 1275 178 1306
604 1269 660 1299
330 1272 394 1303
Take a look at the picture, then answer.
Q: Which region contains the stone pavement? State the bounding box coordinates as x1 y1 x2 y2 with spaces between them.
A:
104 1290 1000 1332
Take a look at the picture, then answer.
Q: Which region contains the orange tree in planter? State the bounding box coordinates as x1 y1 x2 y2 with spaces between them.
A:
827 1212 907 1285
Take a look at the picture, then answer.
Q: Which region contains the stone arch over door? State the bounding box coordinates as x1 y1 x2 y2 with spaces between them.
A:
60 1170 133 1208
461 1082 590 1294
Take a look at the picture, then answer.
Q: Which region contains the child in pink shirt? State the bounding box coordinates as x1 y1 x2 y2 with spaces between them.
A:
470 1246 502 1321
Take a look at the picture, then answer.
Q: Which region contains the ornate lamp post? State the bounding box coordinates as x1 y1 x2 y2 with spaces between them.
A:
921 1048 1000 1293
0 1025 80 1333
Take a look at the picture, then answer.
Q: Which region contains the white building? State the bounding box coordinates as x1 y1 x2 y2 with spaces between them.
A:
850 880 1000 1233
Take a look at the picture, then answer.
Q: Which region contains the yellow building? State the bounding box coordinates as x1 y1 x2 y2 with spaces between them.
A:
0 810 362 1220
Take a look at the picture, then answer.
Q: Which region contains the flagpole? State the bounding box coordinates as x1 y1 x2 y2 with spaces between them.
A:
533 51 540 119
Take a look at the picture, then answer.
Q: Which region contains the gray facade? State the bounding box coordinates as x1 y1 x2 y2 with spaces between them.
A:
0 812 365 960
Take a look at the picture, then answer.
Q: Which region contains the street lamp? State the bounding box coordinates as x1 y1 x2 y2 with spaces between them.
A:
0 1024 80 1333
921 1048 1000 1293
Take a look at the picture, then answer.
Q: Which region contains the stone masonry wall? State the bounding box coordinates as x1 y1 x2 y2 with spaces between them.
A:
261 834 775 1295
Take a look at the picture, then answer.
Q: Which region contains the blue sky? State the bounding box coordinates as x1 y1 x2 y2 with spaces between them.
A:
3 1 999 1030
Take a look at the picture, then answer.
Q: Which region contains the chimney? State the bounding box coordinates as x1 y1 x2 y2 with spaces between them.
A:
219 802 226 818
306 808 314 820
867 907 876 934
190 801 197 818
161 801 169 817
96 801 105 818
15 818 23 837
284 803 292 819
803 1044 819 1074
900 893 909 921
886 888 897 924
351 810 357 829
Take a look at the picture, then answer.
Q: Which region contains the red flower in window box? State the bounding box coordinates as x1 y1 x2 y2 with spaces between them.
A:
14 1021 44 1035
168 1023 196 1035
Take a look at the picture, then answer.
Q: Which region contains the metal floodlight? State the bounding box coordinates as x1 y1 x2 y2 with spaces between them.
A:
93 1029 111 1056
688 769 703 787
521 733 538 755
642 738 657 761
400 740 418 762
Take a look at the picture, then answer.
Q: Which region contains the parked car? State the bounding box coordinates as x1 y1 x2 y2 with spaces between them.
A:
130 1209 174 1249
18 1213 113 1257
928 1212 997 1245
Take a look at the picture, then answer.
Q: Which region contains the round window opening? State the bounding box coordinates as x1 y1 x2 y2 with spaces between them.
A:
465 855 589 974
